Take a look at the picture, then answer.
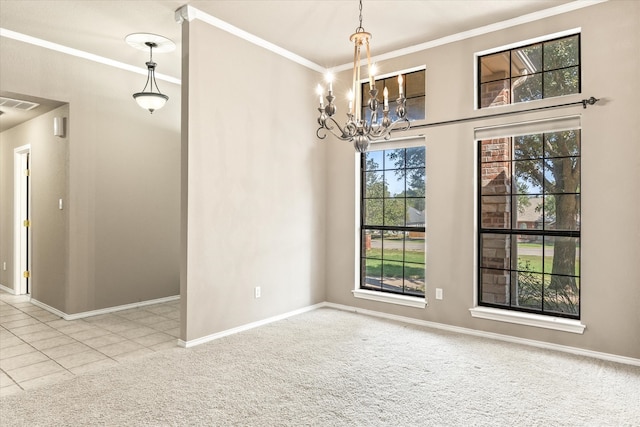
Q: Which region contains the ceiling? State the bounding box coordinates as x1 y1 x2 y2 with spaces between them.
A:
0 0 589 131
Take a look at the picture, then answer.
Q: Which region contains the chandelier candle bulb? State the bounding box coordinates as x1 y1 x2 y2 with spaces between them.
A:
398 74 404 97
317 85 324 108
383 87 389 109
348 90 354 114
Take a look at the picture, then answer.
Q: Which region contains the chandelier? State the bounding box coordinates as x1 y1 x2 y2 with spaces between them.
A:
315 0 410 152
125 33 175 114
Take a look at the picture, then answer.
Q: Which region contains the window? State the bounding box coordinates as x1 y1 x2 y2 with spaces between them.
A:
361 69 426 123
478 129 581 319
478 34 580 108
361 146 426 298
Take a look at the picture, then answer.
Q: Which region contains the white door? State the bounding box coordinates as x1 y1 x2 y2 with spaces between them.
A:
14 145 31 295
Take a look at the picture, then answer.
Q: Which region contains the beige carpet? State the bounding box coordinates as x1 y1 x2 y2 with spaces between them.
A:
1 308 639 426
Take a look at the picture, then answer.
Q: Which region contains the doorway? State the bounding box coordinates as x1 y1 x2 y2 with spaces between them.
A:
14 144 30 295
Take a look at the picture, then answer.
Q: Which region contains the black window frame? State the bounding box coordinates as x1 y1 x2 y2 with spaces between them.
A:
360 147 426 298
477 33 581 109
477 130 581 319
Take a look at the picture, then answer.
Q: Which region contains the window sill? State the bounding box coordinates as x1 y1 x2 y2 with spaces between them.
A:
469 306 586 334
353 289 426 309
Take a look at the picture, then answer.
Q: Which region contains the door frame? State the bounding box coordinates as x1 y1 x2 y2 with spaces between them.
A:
14 144 31 295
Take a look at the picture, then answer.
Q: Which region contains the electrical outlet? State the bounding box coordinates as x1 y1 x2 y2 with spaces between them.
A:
435 288 443 300
255 286 261 298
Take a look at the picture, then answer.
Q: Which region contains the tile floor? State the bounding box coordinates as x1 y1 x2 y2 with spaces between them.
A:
0 291 180 397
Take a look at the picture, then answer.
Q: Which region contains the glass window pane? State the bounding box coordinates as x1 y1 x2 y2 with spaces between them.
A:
512 271 543 310
545 157 580 193
381 260 404 292
543 67 579 98
480 268 510 306
404 262 425 296
384 198 405 226
364 199 383 226
516 196 543 230
406 96 425 121
481 234 511 270
406 198 425 224
514 160 543 194
406 146 425 167
480 51 510 83
516 238 544 274
405 71 425 98
385 170 405 197
480 80 510 108
512 73 542 103
545 236 580 277
544 194 580 231
382 234 404 261
384 148 404 169
404 232 425 265
365 151 384 170
481 195 511 229
363 258 382 291
384 76 400 100
512 44 542 76
514 134 543 160
481 138 511 162
543 275 579 315
480 162 511 195
363 230 381 259
544 130 580 158
406 168 425 198
364 171 385 198
543 35 579 70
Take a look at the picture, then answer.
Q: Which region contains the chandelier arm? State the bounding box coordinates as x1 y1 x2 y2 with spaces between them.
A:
317 116 358 141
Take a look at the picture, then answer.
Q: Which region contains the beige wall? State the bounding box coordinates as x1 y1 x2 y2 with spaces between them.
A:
181 20 326 342
325 1 640 359
0 105 69 309
0 38 181 314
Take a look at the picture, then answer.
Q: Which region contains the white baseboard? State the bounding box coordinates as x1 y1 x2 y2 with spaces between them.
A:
323 302 640 367
31 295 180 321
178 302 325 348
0 283 16 294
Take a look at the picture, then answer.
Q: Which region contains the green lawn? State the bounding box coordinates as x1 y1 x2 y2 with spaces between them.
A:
364 248 425 279
517 255 579 276
364 248 424 264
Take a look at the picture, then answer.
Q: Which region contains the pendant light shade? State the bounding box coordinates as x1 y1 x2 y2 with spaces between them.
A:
133 92 169 113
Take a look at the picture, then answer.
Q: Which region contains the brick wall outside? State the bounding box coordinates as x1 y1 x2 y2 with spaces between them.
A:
480 135 511 305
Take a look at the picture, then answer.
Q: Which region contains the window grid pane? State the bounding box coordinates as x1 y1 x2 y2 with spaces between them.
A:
478 34 580 108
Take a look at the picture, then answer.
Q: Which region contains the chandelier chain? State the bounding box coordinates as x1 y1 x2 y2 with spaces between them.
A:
356 0 364 33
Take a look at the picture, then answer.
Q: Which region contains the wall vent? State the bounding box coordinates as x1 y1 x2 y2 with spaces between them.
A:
0 97 40 111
